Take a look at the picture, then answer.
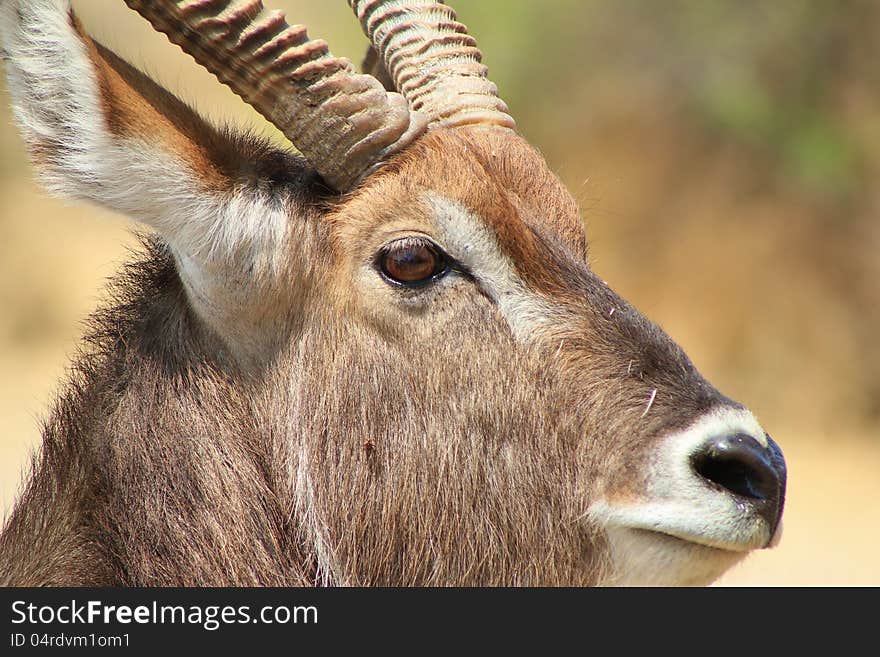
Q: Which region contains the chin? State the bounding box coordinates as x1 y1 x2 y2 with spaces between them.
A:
598 526 752 587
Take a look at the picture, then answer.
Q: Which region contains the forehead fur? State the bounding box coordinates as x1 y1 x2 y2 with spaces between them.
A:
336 127 588 289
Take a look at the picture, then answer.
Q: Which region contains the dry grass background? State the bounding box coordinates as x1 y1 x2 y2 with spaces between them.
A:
1 1 877 585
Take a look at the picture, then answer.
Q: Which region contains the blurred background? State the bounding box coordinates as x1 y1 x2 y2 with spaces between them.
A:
1 0 877 585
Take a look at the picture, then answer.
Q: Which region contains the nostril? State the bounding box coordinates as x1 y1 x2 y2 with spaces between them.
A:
691 433 778 501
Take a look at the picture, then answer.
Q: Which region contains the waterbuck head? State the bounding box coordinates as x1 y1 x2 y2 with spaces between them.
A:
0 0 785 586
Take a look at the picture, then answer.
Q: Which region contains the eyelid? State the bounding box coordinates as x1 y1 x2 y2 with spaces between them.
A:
375 232 473 274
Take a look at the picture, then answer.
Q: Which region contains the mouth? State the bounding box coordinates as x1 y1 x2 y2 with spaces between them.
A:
632 528 757 553
624 527 743 556
588 498 785 586
595 516 769 587
590 499 777 552
631 521 785 554
597 523 755 587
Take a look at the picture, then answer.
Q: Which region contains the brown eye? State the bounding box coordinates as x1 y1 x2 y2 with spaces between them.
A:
378 237 448 286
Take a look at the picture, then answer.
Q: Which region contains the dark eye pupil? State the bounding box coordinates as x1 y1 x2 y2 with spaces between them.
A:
380 240 444 284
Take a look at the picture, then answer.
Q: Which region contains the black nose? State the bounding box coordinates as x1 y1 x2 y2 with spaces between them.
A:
691 433 786 536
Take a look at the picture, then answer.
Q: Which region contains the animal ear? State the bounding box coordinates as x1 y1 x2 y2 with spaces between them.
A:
0 1 321 362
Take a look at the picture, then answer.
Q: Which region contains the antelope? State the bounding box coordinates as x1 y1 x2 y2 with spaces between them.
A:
0 0 786 587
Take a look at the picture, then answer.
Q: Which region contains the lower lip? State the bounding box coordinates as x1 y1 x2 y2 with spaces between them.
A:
636 527 757 553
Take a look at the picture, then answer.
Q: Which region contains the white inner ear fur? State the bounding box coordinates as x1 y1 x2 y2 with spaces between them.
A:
1 0 291 360
1 0 288 270
425 193 557 341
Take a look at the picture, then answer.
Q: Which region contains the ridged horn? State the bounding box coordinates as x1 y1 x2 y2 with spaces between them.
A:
124 0 428 191
349 0 516 130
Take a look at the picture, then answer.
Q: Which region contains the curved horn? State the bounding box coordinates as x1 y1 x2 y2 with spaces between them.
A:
124 0 427 191
349 1 515 130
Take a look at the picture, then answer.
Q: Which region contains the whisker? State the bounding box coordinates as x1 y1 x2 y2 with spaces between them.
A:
640 389 658 418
